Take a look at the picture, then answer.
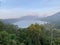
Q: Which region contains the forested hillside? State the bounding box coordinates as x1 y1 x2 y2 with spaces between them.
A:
0 21 60 45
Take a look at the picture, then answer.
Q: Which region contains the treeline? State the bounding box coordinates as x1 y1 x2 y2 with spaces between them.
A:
0 21 60 45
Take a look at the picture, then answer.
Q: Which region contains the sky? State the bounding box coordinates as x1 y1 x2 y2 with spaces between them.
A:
0 0 60 19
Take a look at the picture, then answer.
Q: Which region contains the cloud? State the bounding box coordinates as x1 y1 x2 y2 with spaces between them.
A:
0 0 60 19
0 9 21 19
0 7 60 19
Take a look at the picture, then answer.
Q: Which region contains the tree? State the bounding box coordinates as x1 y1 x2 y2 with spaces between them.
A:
27 24 45 45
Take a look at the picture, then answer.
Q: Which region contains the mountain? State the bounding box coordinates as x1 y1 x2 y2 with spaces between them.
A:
1 12 60 24
1 19 19 24
18 15 39 21
41 12 60 23
1 15 40 24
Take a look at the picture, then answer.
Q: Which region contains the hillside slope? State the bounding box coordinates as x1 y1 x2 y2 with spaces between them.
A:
41 12 60 23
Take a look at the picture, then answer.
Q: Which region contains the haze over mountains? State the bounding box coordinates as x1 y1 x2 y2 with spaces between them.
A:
0 12 60 24
1 15 40 24
41 12 60 23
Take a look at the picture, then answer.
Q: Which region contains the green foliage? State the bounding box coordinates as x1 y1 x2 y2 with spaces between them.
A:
0 21 60 45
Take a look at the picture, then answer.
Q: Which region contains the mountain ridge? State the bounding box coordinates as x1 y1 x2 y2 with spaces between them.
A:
1 15 41 24
41 12 60 23
1 12 60 24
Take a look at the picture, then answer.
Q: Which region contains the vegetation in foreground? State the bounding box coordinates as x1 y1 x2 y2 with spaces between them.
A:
0 21 60 45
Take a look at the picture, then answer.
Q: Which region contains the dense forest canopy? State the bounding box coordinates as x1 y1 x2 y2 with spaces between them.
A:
0 21 60 45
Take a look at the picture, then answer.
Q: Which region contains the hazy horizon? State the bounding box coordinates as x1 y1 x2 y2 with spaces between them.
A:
0 0 60 19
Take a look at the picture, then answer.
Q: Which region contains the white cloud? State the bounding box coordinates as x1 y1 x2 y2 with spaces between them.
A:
0 7 60 19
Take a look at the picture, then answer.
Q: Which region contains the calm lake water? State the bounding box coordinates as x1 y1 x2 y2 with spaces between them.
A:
14 20 47 28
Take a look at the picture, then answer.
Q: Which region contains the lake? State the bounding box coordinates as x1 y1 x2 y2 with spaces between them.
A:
14 20 47 28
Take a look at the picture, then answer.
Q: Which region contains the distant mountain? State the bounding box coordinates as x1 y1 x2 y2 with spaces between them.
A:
1 19 19 24
41 12 60 23
1 12 60 24
1 15 41 24
18 15 39 21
